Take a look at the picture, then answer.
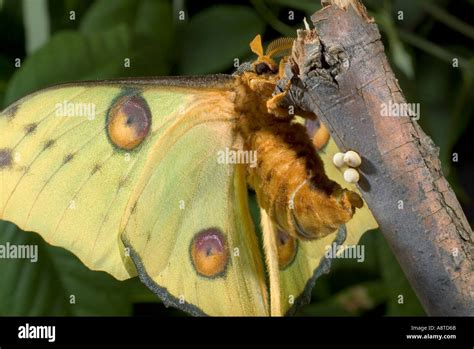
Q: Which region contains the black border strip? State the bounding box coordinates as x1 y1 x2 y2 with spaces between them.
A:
123 239 208 317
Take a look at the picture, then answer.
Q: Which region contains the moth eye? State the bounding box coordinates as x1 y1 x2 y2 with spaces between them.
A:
255 62 272 75
190 228 229 278
107 95 151 150
276 228 298 270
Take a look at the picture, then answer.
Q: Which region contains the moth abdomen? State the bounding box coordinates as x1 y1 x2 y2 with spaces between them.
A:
244 120 362 241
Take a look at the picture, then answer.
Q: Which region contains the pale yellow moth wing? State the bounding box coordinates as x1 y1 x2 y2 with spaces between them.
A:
0 77 269 319
262 119 378 316
0 83 153 280
261 209 346 316
116 81 269 316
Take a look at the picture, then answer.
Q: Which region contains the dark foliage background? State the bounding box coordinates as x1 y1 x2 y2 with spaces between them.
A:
0 0 472 316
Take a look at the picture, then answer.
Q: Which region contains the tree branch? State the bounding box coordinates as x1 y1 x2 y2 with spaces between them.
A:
278 0 473 315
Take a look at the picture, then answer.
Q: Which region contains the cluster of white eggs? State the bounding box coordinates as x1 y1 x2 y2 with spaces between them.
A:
332 150 362 183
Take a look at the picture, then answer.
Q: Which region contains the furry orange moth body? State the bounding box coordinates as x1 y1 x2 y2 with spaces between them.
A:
234 35 363 242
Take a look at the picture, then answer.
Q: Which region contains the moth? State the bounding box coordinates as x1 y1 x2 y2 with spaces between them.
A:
0 35 377 316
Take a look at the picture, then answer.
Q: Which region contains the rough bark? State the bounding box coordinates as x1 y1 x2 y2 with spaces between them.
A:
277 0 473 315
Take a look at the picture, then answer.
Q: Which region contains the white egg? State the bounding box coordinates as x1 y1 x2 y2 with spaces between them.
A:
344 150 362 167
343 168 360 183
332 152 345 167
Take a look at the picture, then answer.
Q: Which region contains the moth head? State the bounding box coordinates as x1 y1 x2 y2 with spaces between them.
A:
249 35 294 76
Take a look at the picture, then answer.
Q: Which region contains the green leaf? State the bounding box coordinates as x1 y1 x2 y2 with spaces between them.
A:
22 0 50 54
376 11 414 78
329 230 380 281
392 0 424 29
4 25 132 105
298 281 386 316
0 55 14 108
265 0 320 14
79 0 138 34
391 39 415 78
177 5 265 74
131 0 174 75
420 1 474 40
375 233 425 315
80 0 173 45
0 220 150 316
134 0 173 43
79 0 173 76
251 0 295 37
415 57 456 167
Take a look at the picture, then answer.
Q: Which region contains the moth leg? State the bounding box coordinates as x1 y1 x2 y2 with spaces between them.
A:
278 58 287 80
266 91 291 119
264 58 292 118
267 91 316 120
312 121 330 150
247 76 276 96
267 87 316 121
